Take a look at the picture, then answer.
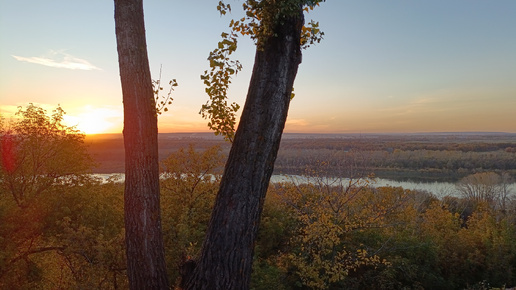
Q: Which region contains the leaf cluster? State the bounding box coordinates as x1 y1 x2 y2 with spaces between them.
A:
153 65 178 115
200 0 325 141
200 32 242 142
223 0 325 47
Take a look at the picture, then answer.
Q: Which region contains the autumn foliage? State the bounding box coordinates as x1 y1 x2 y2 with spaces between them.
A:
1 105 516 289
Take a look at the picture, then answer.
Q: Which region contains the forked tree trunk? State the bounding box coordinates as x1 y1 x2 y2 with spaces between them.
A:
114 0 169 289
183 7 304 290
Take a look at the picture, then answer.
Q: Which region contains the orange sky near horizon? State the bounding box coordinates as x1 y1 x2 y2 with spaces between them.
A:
1 1 515 135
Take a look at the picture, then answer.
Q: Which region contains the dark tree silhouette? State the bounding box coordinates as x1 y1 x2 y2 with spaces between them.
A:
183 3 306 289
114 0 169 288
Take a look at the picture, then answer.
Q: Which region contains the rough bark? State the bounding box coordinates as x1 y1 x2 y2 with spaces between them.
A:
114 0 170 289
183 7 304 290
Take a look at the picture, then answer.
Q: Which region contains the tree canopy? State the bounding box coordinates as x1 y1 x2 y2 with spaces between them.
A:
0 104 127 289
1 104 93 207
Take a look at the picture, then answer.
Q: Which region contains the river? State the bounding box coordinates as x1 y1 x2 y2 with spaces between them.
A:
269 175 461 197
92 173 516 198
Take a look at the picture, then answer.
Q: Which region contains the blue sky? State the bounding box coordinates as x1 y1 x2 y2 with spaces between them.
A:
1 0 515 134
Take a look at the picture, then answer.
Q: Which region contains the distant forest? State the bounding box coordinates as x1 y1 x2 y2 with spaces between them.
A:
86 132 516 182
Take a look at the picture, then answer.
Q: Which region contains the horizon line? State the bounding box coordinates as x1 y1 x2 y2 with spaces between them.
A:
85 131 516 136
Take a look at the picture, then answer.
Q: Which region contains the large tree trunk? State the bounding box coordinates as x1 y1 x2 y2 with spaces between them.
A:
183 7 304 290
114 0 169 289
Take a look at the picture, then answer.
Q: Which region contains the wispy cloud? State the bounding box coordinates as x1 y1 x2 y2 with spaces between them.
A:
12 50 101 70
286 119 309 126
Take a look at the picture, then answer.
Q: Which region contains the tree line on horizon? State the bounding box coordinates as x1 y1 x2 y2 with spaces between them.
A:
84 132 516 183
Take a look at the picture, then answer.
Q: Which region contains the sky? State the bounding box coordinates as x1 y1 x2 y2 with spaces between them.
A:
1 0 515 134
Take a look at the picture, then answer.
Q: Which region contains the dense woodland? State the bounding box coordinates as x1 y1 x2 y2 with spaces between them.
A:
2 105 516 289
86 132 516 182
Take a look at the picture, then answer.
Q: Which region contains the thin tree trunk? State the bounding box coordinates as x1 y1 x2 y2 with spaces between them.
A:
114 0 169 289
183 7 304 290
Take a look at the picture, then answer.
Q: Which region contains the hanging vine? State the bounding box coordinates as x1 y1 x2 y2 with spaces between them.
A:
200 0 326 142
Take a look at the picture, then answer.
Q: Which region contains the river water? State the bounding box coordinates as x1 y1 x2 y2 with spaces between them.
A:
92 173 516 198
269 175 461 197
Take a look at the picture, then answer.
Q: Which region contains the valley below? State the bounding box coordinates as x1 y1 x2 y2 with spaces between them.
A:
86 132 516 183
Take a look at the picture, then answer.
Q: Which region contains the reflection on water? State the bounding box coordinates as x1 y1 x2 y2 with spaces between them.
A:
91 173 516 198
269 175 459 197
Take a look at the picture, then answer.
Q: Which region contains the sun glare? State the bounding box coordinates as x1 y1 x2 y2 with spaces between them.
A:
63 107 121 135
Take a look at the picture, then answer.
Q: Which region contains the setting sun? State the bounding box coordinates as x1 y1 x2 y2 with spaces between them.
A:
63 106 122 134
